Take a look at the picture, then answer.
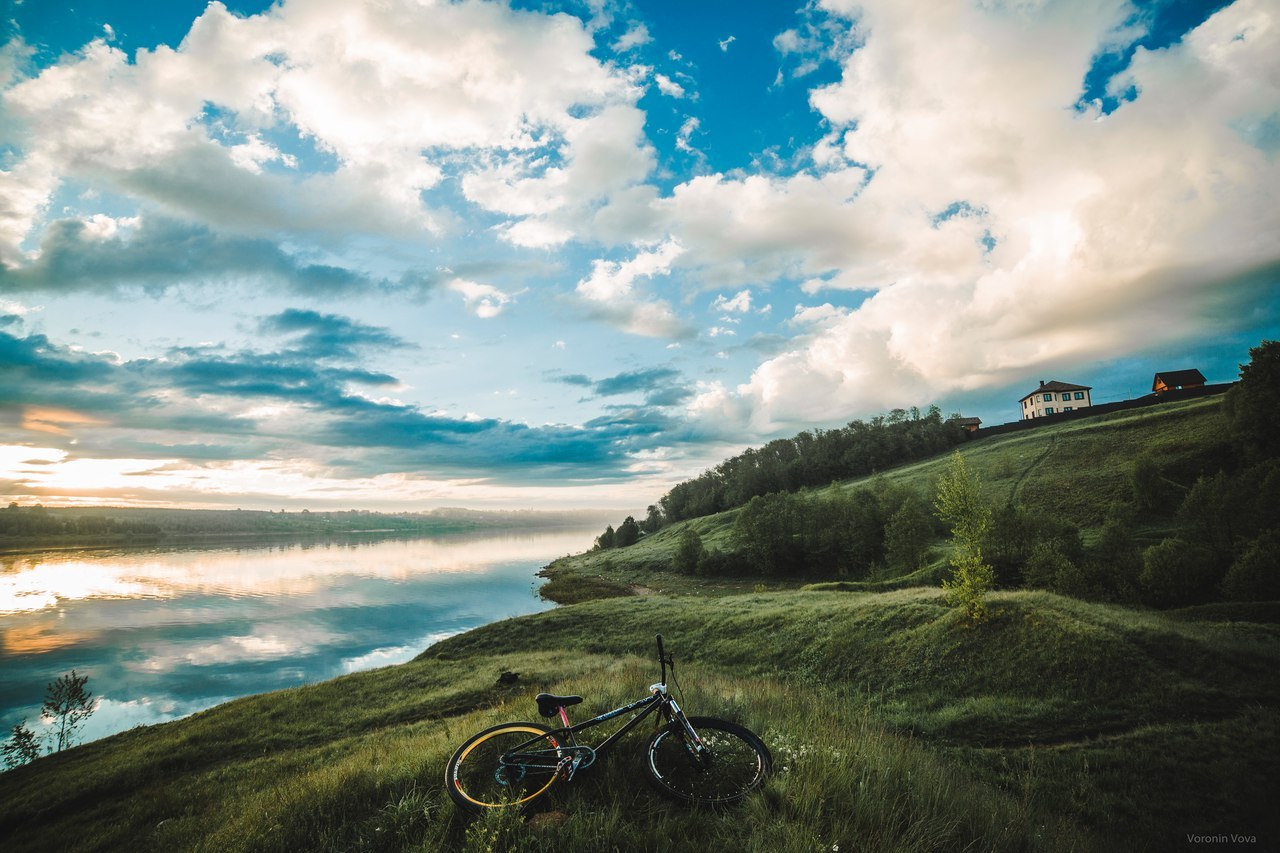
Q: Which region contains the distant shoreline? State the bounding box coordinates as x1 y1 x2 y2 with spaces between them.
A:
0 505 608 556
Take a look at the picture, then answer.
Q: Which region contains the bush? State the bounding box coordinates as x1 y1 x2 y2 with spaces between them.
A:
1023 542 1076 591
1221 529 1280 602
1224 339 1280 462
696 549 738 576
1140 538 1219 608
884 496 933 572
673 527 705 575
1131 452 1177 512
984 504 1082 588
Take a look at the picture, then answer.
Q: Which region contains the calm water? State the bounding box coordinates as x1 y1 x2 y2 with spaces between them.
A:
0 529 590 745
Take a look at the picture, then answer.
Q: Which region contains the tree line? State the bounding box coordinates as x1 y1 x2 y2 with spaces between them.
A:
0 505 602 546
593 404 971 549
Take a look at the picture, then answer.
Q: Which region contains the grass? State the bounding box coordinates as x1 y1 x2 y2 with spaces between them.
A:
3 588 1275 852
2 393 1273 851
540 396 1231 597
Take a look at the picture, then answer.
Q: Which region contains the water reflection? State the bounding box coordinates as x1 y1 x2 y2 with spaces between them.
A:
0 530 588 746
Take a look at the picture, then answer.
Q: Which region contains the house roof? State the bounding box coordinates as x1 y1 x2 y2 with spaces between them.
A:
1152 369 1206 390
954 417 981 426
1019 380 1091 402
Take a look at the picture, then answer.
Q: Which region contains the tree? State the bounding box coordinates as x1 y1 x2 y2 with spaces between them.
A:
734 492 805 576
2 721 41 769
1221 529 1280 602
615 516 641 548
641 504 665 534
42 670 95 753
1224 340 1280 462
594 525 615 550
1139 539 1218 608
673 526 705 575
884 496 933 571
1131 452 1177 512
935 452 995 623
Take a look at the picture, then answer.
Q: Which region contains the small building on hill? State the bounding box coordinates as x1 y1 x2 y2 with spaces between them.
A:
1019 380 1092 420
1152 369 1206 393
954 416 982 433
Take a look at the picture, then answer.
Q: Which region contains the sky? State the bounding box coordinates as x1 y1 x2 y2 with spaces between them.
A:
0 0 1277 512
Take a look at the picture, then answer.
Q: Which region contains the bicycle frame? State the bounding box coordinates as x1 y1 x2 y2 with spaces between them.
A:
500 684 705 778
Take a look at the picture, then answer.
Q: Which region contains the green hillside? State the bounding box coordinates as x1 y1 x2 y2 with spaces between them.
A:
1 589 1275 851
2 391 1276 852
544 395 1234 598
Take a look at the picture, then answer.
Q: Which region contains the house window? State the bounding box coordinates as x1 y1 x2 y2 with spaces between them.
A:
1065 406 1073 412
1074 392 1085 400
1043 394 1052 402
1046 407 1054 414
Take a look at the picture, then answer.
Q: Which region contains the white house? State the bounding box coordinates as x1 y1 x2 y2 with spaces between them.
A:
1019 380 1092 420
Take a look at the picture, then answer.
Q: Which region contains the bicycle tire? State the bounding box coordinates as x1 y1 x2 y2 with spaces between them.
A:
645 716 771 805
445 721 563 813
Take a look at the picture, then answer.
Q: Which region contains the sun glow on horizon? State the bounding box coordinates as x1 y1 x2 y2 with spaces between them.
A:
0 444 665 511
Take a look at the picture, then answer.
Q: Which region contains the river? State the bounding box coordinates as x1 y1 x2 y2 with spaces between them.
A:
0 529 591 747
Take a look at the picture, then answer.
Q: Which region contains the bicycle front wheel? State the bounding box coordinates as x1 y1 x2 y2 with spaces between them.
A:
445 722 563 813
645 716 771 805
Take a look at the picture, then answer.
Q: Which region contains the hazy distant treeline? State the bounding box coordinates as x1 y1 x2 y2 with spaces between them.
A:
0 505 604 547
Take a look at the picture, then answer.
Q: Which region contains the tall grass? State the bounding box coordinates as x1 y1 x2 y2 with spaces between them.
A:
3 587 1275 851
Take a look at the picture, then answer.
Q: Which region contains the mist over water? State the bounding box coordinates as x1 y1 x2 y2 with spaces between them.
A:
0 530 590 744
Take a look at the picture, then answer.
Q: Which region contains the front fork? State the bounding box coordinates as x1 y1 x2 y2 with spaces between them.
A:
666 697 710 768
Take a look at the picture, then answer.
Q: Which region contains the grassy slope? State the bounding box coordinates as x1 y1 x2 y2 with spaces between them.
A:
2 395 1275 852
1 590 1275 852
540 396 1232 595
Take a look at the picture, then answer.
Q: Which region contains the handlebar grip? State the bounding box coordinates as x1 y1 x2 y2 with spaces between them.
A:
656 633 665 660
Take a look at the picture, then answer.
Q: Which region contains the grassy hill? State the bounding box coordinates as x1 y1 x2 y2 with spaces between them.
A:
0 589 1275 851
540 395 1234 598
2 394 1275 852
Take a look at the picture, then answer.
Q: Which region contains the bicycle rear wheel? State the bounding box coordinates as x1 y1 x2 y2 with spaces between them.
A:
445 722 563 813
645 716 771 805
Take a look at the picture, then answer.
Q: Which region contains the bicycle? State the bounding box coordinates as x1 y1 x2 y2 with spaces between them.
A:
444 634 771 813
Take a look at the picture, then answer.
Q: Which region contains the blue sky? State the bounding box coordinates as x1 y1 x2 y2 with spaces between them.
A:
1 0 1277 511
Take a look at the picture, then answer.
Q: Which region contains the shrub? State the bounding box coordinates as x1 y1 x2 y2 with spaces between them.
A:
1131 452 1176 512
884 496 933 572
697 549 738 576
673 527 705 575
984 504 1083 588
1140 538 1218 607
1220 529 1280 602
1223 339 1280 462
1023 542 1076 591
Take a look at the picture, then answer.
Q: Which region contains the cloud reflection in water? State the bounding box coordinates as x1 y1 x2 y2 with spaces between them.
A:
0 530 587 745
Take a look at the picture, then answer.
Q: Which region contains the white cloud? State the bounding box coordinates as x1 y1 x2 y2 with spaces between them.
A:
675 116 702 155
448 278 515 319
677 0 1280 436
575 241 693 338
612 22 652 52
718 35 736 52
712 289 753 313
0 0 651 261
654 73 686 98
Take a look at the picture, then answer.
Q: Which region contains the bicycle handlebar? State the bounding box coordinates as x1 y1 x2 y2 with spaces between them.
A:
656 634 667 685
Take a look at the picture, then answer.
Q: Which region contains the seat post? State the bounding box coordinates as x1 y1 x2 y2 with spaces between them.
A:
557 705 571 729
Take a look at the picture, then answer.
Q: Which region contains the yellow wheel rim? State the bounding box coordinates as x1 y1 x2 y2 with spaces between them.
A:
453 726 561 809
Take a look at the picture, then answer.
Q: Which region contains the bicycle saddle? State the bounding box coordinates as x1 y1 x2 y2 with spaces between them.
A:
535 693 583 718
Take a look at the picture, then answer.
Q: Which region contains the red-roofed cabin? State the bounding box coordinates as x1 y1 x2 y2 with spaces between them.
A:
1152 369 1206 393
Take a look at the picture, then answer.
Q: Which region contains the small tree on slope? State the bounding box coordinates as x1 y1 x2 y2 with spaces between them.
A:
935 451 995 624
